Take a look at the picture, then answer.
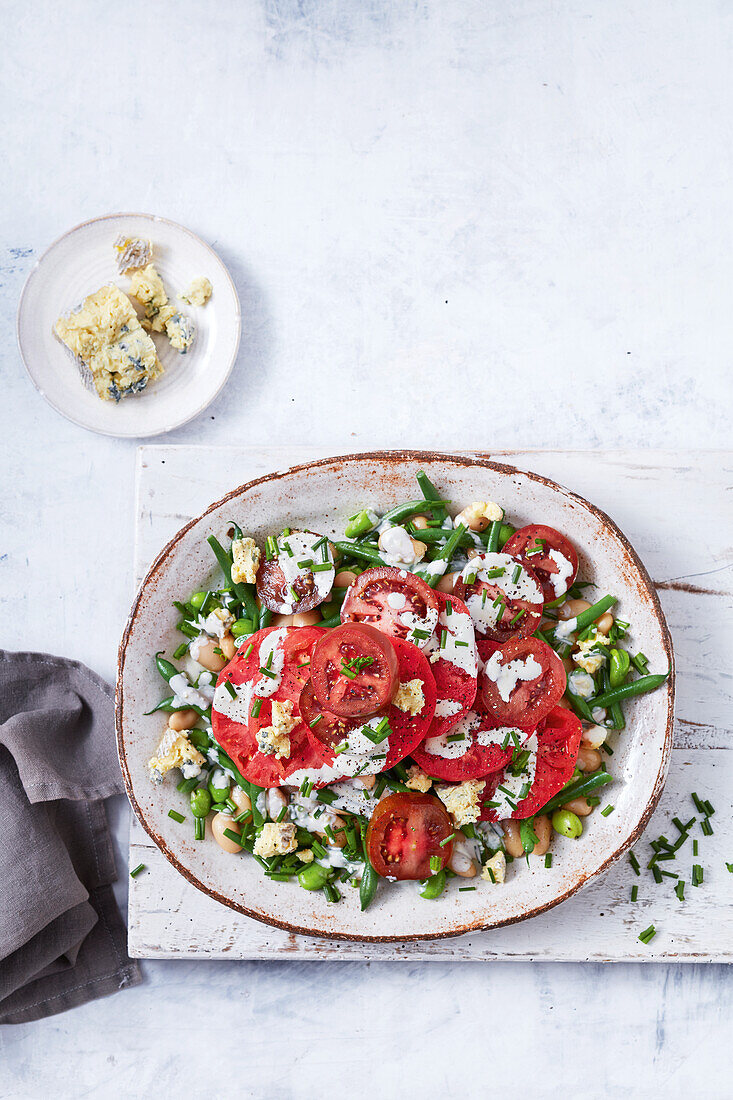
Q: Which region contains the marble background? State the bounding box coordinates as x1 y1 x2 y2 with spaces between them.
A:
1 0 732 1095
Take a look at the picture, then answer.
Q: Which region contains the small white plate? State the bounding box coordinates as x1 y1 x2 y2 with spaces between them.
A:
17 213 241 438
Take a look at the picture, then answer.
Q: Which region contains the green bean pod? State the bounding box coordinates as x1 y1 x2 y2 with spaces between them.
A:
609 648 631 688
573 595 618 633
564 687 594 723
535 771 613 817
416 471 449 522
332 540 385 565
359 822 379 911
154 652 179 683
590 673 669 710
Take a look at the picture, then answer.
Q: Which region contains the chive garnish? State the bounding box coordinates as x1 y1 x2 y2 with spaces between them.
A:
675 881 685 901
439 833 455 847
601 805 614 817
638 924 656 944
458 886 477 892
544 853 552 869
630 884 638 901
308 714 323 727
258 667 277 680
508 609 525 626
130 863 146 878
629 852 641 876
511 565 521 584
168 809 185 823
224 680 237 699
251 699 262 717
243 642 254 658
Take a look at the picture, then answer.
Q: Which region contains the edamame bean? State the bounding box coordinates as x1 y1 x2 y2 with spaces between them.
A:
231 617 255 638
189 591 208 611
609 648 631 688
208 770 230 803
190 788 212 818
298 863 330 891
345 510 377 538
552 809 583 839
499 523 516 547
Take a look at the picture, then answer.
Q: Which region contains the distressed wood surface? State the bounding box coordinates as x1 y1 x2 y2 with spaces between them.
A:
128 447 733 961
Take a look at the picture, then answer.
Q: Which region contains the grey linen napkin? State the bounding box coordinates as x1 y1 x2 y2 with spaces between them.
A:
0 650 141 1024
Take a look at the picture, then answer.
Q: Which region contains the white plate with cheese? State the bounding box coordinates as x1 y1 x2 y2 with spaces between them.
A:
17 213 241 438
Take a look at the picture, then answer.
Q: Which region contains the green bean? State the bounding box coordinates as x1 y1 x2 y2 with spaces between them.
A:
208 534 257 615
499 523 515 548
572 595 617 633
603 662 625 731
319 612 342 629
188 728 211 752
190 789 212 818
259 606 272 630
332 541 385 565
590 673 669 710
433 522 468 564
564 688 594 723
345 510 377 538
207 534 234 583
176 776 199 794
298 863 330 891
420 870 447 900
485 519 503 553
609 648 631 688
155 652 179 684
406 525 472 547
552 809 583 838
359 822 378 911
176 620 199 639
144 695 208 717
416 471 449 522
537 772 613 817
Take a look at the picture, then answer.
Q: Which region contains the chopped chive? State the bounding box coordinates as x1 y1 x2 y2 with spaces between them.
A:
429 855 442 873
691 792 705 814
601 805 614 817
445 601 453 615
224 680 237 699
312 562 334 573
675 881 685 901
282 541 293 557
455 639 469 647
308 714 323 728
726 863 733 873
458 886 477 892
692 864 703 886
251 698 262 718
544 853 552 869
652 866 663 884
486 867 496 883
631 884 638 901
223 828 244 846
194 816 205 840
508 609 525 627
446 733 465 743
439 832 456 847
411 628 431 641
701 818 713 836
602 743 614 756
168 809 185 823
259 666 277 679
243 642 254 658
485 567 506 579
638 924 656 945
693 839 699 857
276 806 288 823
297 558 314 568
130 863 146 878
629 852 640 876
511 565 521 584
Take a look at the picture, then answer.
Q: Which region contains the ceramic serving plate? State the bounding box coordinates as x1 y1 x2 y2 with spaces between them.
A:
116 451 675 942
17 212 241 438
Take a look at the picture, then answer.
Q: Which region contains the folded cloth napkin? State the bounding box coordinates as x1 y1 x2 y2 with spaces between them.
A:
0 650 141 1024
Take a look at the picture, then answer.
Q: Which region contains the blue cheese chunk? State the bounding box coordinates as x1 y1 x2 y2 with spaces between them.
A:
129 263 195 353
54 284 163 402
148 728 205 783
179 276 212 306
114 235 152 273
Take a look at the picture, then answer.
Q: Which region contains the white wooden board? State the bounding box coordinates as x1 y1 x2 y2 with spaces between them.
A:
128 447 733 961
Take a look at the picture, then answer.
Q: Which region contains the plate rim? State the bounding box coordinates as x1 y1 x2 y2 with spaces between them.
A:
16 211 242 439
116 449 676 942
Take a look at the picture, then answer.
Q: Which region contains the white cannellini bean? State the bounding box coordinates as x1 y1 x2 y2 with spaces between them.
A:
266 788 289 819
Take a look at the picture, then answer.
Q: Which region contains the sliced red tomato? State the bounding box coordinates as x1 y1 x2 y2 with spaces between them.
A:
340 566 439 648
310 622 399 719
422 592 478 741
479 706 582 821
480 637 566 729
411 710 515 782
256 530 335 613
503 524 578 603
211 625 327 787
305 638 437 777
365 792 454 880
453 552 543 643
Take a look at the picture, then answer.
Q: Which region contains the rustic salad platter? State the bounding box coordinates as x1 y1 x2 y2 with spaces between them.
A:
117 450 676 943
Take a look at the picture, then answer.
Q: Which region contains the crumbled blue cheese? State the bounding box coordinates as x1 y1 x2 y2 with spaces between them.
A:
148 728 205 783
405 765 432 792
253 822 298 857
179 276 212 306
481 850 506 884
231 537 261 585
129 263 195 354
54 284 163 402
436 779 484 826
255 700 299 760
393 679 425 715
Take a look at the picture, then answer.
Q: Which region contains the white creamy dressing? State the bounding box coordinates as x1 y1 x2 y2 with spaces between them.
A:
547 549 574 597
434 698 463 719
484 650 542 702
379 525 420 566
169 672 213 711
325 779 379 818
386 591 407 610
554 616 577 643
461 552 543 635
489 732 538 819
275 531 335 612
568 669 595 699
212 629 289 722
398 603 440 645
423 709 480 759
287 714 391 786
450 836 478 874
423 600 478 677
417 558 449 584
192 610 229 639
